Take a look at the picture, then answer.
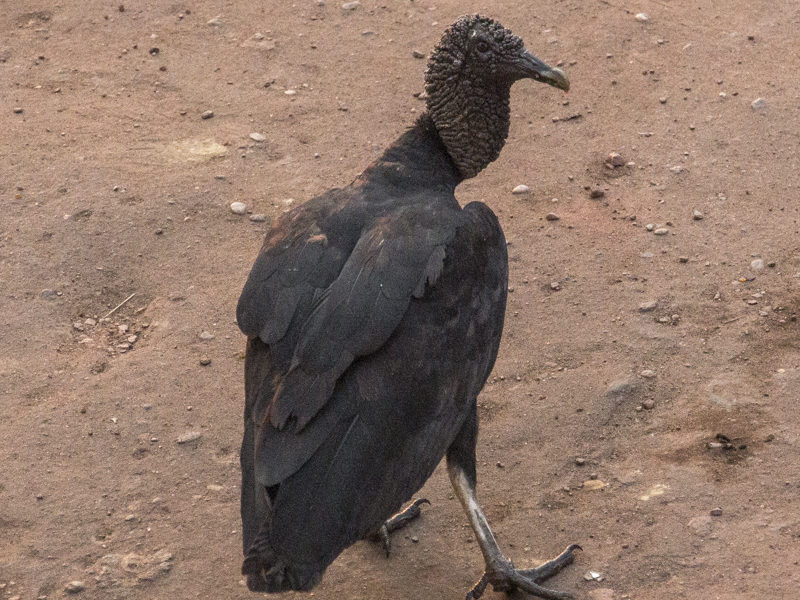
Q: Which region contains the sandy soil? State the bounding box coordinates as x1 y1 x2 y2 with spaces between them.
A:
2 1 800 599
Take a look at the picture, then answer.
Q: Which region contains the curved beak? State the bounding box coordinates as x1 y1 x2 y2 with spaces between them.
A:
516 49 570 92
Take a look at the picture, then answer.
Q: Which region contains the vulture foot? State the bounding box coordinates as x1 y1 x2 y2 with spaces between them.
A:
369 498 430 557
466 544 581 600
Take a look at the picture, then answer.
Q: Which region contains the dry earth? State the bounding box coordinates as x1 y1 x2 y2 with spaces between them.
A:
2 1 800 599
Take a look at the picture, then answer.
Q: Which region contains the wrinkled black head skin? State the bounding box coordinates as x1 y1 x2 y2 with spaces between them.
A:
426 15 527 86
424 15 563 178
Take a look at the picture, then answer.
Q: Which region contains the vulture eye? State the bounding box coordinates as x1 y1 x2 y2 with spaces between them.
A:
476 40 490 53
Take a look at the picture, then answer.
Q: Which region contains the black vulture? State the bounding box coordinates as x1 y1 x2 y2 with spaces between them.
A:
236 14 577 600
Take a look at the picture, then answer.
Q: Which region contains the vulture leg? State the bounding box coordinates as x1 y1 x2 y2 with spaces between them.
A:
370 498 430 557
447 408 579 600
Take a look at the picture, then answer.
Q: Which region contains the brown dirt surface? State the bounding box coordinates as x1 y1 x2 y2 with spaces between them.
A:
2 1 800 599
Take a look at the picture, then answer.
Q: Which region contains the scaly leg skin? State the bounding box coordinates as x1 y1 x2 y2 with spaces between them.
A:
369 498 430 557
448 460 580 600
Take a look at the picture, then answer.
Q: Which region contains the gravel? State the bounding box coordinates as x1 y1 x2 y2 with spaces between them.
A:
177 431 203 444
64 581 86 594
512 184 530 195
607 152 625 167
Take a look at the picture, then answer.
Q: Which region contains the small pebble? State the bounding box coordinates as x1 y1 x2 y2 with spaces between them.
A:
645 223 654 231
249 213 267 222
640 369 656 379
201 110 214 119
550 281 561 291
751 97 766 110
249 132 266 142
710 507 723 517
678 256 689 263
199 356 211 366
284 89 297 96
693 209 704 220
177 431 203 444
590 188 605 199
199 331 215 340
412 50 425 59
341 1 360 9
575 457 586 466
750 258 764 271
64 581 85 594
411 536 419 543
642 399 656 410
639 300 658 312
230 202 247 215
607 152 625 167
512 184 530 195
207 16 223 26
545 212 560 221
653 228 669 236
635 12 649 21
13 107 23 114
659 97 667 104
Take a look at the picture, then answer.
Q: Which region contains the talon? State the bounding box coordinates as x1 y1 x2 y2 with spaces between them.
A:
379 524 391 557
370 499 429 557
465 573 488 600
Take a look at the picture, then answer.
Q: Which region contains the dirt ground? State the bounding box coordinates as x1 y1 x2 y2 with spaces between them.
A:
2 1 800 599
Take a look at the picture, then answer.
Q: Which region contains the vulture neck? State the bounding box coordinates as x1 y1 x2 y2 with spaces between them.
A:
426 79 512 179
355 113 464 196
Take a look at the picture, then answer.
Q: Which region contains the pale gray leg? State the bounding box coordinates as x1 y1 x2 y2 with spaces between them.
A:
447 459 579 600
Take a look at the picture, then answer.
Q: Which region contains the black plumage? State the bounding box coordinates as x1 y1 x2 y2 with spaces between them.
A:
237 15 577 599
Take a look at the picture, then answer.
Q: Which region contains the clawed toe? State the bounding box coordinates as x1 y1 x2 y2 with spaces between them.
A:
369 498 430 557
466 544 580 600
